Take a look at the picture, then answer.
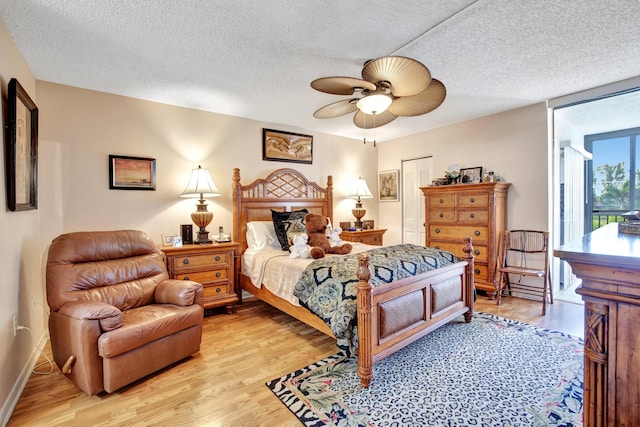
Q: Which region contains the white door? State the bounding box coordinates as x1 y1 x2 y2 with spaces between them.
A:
402 157 433 244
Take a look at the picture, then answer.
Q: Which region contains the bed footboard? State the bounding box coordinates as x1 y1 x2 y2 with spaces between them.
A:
356 237 475 388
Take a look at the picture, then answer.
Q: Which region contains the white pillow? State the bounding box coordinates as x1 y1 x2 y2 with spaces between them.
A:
246 221 279 250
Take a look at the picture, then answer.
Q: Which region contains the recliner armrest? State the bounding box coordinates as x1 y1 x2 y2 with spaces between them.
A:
155 279 203 307
58 301 123 331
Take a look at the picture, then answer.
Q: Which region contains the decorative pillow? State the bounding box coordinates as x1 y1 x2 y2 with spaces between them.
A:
246 221 279 250
284 217 307 248
272 209 308 250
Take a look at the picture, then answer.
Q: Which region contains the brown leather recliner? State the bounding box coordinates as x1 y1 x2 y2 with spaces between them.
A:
46 230 204 395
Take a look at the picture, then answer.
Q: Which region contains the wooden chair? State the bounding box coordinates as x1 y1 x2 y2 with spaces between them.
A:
497 230 552 314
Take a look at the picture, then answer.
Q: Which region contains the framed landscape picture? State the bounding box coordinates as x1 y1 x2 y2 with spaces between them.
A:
109 155 156 190
262 128 313 164
378 170 399 202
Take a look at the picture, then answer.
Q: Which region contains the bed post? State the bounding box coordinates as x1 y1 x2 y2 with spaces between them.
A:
462 236 475 323
232 168 243 253
356 253 373 388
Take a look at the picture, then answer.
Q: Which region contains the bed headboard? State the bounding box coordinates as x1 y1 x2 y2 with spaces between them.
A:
232 168 333 253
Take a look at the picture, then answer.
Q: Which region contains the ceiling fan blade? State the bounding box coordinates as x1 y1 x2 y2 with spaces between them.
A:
387 79 446 117
353 110 398 129
313 99 359 119
310 77 376 95
362 56 431 97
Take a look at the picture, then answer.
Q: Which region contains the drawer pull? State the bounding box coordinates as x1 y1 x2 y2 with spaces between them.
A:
183 276 190 281
182 259 189 265
475 268 481 275
474 230 481 236
434 245 440 249
373 237 378 241
470 197 475 203
215 287 222 293
439 213 444 218
439 198 444 203
359 238 364 242
474 250 480 255
435 228 440 234
215 255 221 261
216 272 221 278
470 213 475 219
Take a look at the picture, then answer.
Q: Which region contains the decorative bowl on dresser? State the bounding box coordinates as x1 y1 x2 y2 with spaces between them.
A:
421 182 510 299
339 228 386 246
162 241 240 313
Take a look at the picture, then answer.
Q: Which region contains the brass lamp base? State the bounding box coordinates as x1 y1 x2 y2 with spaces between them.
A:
191 200 213 244
352 203 366 229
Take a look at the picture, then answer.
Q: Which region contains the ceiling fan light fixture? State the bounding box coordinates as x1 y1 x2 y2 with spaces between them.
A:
356 93 392 115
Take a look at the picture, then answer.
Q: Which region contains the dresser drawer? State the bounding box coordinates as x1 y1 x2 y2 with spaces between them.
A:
429 225 489 241
429 194 456 207
456 209 489 224
176 269 227 283
472 264 489 282
457 193 489 208
430 209 456 222
204 283 230 298
430 241 488 263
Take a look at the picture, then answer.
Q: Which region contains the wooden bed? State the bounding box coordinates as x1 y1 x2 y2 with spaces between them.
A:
232 167 474 387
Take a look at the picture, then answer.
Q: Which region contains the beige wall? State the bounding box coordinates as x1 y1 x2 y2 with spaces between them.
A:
0 19 50 423
379 103 549 245
36 82 378 242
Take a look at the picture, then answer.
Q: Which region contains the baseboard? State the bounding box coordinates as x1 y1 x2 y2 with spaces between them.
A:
0 330 50 426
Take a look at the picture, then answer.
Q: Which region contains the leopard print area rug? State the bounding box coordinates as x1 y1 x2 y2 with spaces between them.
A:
266 312 583 427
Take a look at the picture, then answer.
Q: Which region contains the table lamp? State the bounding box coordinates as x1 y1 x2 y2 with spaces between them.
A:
347 177 373 228
181 165 221 243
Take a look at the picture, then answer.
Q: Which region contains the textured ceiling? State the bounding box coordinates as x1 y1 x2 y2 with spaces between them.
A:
1 0 639 142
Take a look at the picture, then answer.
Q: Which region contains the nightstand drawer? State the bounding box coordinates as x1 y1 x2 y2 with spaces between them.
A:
355 235 382 245
204 284 229 297
174 253 228 270
176 269 227 283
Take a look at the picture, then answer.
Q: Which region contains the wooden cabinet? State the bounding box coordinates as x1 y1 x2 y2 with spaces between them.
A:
555 223 640 426
421 182 510 297
339 228 386 246
162 242 240 313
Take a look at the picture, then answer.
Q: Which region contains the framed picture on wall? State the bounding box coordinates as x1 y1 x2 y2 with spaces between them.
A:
6 78 39 211
109 155 157 190
378 170 399 202
262 128 313 164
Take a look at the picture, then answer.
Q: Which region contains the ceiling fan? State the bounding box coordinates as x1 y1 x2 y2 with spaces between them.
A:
310 56 446 129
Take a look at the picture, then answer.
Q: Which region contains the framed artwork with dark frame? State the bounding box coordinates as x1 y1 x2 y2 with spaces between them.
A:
460 166 483 183
6 78 39 211
109 155 157 190
378 169 400 202
262 128 313 164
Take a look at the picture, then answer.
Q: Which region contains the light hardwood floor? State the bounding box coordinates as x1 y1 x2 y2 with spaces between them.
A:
8 294 584 426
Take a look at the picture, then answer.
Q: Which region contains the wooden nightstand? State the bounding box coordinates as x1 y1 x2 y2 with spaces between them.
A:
339 228 386 246
162 242 240 313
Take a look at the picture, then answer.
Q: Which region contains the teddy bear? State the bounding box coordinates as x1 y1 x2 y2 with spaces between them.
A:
289 233 311 259
304 213 352 259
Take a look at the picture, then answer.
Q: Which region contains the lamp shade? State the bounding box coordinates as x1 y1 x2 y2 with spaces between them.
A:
181 165 221 198
347 178 373 200
356 93 392 115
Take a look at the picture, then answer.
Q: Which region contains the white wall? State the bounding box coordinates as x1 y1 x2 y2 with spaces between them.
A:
378 103 549 245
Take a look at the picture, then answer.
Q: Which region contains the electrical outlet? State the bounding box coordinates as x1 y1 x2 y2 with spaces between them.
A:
12 315 18 336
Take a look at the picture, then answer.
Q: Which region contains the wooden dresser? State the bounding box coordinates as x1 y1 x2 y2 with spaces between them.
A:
339 228 386 246
555 223 640 426
421 182 510 297
162 242 240 313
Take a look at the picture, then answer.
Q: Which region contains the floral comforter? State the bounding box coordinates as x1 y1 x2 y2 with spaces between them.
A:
293 244 459 355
